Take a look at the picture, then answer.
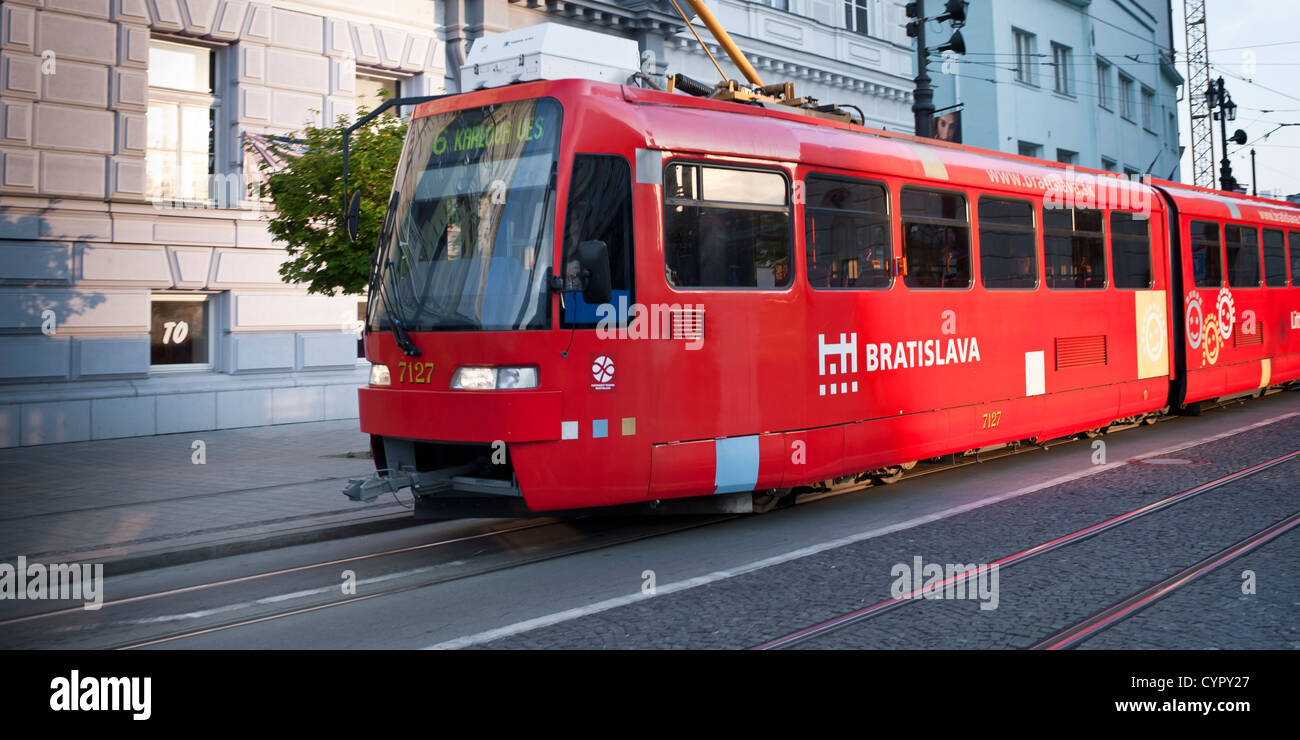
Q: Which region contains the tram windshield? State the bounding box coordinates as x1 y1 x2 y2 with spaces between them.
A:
369 97 561 332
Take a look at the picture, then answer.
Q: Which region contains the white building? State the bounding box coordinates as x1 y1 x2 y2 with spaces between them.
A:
0 0 912 447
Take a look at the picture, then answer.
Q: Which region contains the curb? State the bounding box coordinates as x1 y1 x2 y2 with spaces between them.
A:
87 513 429 578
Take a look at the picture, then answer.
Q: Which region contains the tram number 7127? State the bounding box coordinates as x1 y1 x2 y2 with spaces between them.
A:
397 362 436 384
980 411 1003 430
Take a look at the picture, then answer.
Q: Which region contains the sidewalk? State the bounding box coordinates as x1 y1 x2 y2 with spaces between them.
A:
0 420 416 573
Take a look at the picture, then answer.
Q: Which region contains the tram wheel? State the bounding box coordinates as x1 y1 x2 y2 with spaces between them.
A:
751 487 796 514
872 466 904 485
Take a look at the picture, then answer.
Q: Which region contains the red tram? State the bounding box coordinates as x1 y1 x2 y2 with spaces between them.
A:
348 76 1300 517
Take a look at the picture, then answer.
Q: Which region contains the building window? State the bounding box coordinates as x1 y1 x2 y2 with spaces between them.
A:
901 188 971 289
1101 157 1117 172
844 0 868 35
1057 149 1078 165
150 293 213 367
1096 58 1111 109
356 72 400 117
1141 87 1155 130
760 0 790 10
147 39 218 205
1018 141 1043 159
1052 43 1072 95
805 174 892 289
1118 73 1135 120
1013 29 1037 85
356 298 367 359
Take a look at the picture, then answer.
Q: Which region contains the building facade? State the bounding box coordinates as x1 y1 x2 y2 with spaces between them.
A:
928 0 1182 179
0 0 912 447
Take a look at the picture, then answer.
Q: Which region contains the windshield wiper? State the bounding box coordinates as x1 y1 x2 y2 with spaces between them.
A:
369 191 422 357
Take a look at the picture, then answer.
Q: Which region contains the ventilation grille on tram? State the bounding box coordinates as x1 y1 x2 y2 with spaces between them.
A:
1055 335 1108 370
670 308 706 341
1234 324 1263 347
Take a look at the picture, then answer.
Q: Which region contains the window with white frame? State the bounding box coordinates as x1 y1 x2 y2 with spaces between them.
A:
1141 86 1155 130
1052 43 1072 95
1119 73 1135 120
844 0 868 35
147 39 219 205
1096 58 1112 109
1014 29 1037 85
356 297 367 359
150 293 214 368
356 71 401 117
759 0 790 10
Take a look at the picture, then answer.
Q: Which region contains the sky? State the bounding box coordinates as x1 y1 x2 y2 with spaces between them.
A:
1171 0 1300 197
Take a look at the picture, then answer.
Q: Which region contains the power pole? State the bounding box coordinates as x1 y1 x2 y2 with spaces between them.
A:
1206 77 1245 192
906 1 967 138
909 0 933 138
1250 148 1257 196
1183 0 1216 188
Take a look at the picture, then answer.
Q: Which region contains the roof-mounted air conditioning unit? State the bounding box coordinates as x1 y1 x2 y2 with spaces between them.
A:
460 22 640 90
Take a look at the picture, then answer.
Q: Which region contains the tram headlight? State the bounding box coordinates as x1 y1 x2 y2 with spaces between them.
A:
369 363 391 386
450 366 538 390
496 367 538 389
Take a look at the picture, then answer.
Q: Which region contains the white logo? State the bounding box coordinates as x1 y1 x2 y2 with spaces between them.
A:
818 332 858 396
1216 287 1235 341
591 355 614 384
1141 301 1166 362
49 670 151 720
1185 290 1204 349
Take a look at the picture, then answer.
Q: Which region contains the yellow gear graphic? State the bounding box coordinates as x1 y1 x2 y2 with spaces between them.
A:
1202 313 1222 366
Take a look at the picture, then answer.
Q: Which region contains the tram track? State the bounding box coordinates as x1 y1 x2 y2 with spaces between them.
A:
751 449 1300 650
109 513 738 650
1030 509 1300 650
0 512 740 650
4 400 1283 650
0 406 1174 636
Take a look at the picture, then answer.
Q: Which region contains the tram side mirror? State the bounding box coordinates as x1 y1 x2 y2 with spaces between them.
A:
345 191 362 243
578 240 613 306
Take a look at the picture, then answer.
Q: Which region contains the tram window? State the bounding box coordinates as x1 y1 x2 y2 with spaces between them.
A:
1111 211 1152 289
1291 232 1300 285
1190 220 1223 287
1262 229 1287 287
664 162 792 289
901 188 970 289
805 174 892 289
977 197 1037 289
562 154 634 327
1043 208 1105 289
1225 224 1261 287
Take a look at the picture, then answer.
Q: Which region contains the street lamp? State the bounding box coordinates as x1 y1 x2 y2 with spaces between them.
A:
1206 77 1247 191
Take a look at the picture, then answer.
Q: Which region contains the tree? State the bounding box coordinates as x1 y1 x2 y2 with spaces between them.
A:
251 109 407 295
